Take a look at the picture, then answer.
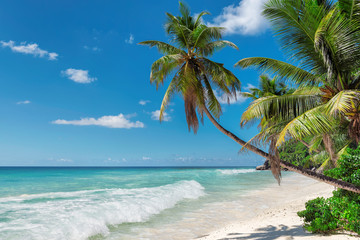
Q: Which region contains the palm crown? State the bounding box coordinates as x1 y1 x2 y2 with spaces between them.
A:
139 2 240 133
236 0 360 147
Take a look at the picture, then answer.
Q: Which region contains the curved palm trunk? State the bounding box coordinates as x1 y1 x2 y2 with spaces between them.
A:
203 107 360 194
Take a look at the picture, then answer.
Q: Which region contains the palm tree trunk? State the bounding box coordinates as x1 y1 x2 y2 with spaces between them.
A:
322 134 338 167
203 107 360 194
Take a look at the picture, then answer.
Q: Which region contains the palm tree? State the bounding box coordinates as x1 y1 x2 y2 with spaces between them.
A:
241 75 293 100
139 2 240 134
240 75 296 180
236 0 360 142
140 2 360 193
236 0 360 166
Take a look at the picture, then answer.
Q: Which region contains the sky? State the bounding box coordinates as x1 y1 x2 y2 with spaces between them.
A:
0 0 287 166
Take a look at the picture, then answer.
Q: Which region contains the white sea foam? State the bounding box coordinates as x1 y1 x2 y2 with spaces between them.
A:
0 180 205 240
217 169 257 175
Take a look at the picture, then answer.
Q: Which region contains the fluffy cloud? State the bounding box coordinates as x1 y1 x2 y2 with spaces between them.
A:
104 157 127 163
208 0 268 35
142 156 151 160
52 114 145 129
0 40 58 60
243 83 256 91
62 68 97 83
214 90 246 104
151 110 171 121
16 100 31 105
125 34 134 44
84 45 100 52
57 158 73 163
139 100 150 106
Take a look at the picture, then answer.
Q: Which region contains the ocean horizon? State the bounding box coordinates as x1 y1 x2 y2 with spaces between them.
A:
0 166 287 239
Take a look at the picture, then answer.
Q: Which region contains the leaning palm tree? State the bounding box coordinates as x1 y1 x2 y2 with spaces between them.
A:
236 0 360 170
140 2 360 193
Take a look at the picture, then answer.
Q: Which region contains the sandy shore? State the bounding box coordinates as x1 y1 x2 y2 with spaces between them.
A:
198 173 357 240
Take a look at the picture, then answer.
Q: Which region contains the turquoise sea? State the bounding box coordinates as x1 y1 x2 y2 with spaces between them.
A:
0 167 288 240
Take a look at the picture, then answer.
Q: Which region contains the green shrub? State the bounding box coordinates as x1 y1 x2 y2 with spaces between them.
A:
279 138 314 168
297 146 360 234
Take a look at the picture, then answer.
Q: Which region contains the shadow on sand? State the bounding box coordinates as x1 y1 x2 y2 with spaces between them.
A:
217 224 309 240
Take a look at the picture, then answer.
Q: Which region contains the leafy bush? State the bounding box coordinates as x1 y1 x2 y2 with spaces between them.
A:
297 146 360 234
279 139 313 168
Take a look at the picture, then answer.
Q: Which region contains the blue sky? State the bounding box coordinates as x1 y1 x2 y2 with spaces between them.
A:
0 0 286 166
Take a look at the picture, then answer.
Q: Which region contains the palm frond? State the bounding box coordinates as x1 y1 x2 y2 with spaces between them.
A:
337 0 360 19
241 91 321 126
323 90 360 116
315 7 360 85
193 26 225 50
199 40 238 56
276 106 337 146
149 54 183 88
263 0 329 73
194 11 210 27
309 134 324 153
159 76 180 122
240 92 258 100
165 12 191 49
138 41 185 55
235 57 320 85
202 75 222 118
199 58 240 93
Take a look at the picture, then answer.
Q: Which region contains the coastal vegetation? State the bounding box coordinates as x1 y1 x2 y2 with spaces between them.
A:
298 145 360 234
238 0 360 235
141 1 360 193
236 0 360 174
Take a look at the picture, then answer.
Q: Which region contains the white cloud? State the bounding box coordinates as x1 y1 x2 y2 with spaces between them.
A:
243 83 256 91
104 157 124 164
208 0 268 35
175 156 194 162
57 158 73 163
52 113 145 129
139 100 150 106
62 68 97 84
16 100 31 105
214 90 246 104
151 110 171 121
142 156 151 160
125 34 134 44
84 45 101 52
0 40 58 60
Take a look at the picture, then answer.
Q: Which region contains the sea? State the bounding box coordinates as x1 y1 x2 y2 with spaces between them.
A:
0 167 291 240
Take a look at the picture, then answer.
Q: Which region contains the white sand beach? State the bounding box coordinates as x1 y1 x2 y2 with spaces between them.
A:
198 173 357 240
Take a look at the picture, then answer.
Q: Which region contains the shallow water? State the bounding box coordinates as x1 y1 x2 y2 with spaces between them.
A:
0 167 288 239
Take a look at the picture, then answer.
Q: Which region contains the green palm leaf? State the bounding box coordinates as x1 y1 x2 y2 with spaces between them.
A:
323 90 360 116
235 57 320 85
276 106 337 146
241 91 321 126
199 40 238 56
149 54 183 88
138 41 185 55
